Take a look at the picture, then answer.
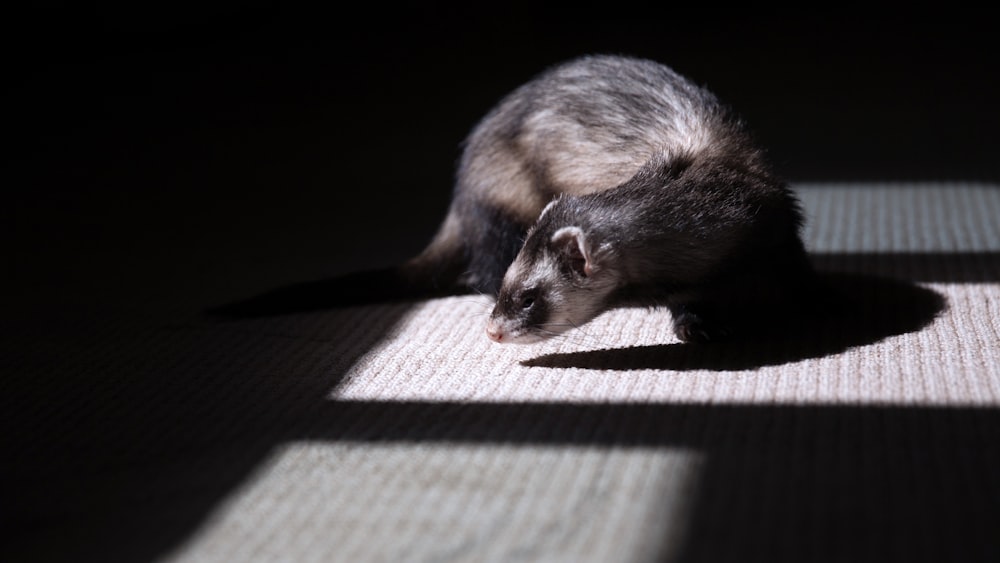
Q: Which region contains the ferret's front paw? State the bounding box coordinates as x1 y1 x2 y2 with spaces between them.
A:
672 313 730 343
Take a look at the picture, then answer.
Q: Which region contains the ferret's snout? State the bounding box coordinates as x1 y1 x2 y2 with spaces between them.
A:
486 320 504 343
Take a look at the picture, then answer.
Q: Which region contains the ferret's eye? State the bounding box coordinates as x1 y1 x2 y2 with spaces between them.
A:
519 289 538 310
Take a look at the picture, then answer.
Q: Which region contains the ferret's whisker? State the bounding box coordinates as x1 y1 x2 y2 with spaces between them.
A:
535 320 611 348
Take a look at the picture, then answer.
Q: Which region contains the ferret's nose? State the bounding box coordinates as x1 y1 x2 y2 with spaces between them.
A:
486 321 504 343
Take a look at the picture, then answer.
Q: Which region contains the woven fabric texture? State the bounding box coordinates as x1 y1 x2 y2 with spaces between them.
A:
4 184 998 563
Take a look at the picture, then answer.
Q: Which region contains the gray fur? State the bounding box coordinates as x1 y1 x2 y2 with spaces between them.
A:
408 55 728 292
208 54 813 332
463 55 811 343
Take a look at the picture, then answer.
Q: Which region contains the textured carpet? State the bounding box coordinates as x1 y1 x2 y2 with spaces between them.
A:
3 184 998 562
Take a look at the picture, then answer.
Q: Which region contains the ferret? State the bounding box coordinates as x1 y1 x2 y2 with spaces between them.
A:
214 54 814 344
411 54 812 343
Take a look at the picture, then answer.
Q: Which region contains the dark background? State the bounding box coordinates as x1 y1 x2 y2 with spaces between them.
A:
8 9 999 292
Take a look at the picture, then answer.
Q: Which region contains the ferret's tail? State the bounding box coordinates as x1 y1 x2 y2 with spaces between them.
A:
205 214 471 319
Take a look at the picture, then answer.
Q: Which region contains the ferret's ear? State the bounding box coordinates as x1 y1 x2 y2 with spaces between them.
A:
551 226 596 277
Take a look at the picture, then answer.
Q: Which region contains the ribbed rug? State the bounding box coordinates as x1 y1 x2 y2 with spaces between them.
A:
3 184 998 562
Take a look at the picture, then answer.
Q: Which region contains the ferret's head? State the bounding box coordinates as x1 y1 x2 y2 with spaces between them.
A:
486 208 621 344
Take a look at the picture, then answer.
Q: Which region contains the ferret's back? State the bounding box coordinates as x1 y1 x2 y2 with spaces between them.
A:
458 55 729 208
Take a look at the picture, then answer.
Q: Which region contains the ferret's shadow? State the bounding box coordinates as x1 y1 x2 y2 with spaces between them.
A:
204 267 461 319
208 268 947 372
522 272 947 371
